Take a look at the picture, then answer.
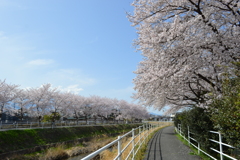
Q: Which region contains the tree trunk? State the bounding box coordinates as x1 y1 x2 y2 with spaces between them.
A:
0 104 4 121
85 115 88 124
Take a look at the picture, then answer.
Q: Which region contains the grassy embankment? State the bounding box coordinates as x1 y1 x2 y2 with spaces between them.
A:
0 124 142 159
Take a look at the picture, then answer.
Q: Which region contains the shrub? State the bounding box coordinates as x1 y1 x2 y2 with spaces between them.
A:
42 112 61 122
209 62 240 149
174 107 216 152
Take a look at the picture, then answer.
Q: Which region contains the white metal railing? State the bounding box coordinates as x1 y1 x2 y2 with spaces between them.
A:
176 124 238 160
82 122 168 160
0 120 140 130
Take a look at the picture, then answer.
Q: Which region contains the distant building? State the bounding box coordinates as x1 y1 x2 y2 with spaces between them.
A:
170 113 175 121
1 112 19 122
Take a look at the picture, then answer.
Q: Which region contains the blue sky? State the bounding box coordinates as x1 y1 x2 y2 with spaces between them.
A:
0 0 163 115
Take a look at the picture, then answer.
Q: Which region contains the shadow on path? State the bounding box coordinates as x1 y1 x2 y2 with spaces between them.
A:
143 126 201 160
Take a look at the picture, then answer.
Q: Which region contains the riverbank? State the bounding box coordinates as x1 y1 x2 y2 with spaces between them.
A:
0 123 142 160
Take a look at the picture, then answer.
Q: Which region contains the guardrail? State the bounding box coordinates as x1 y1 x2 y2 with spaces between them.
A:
176 124 238 160
82 122 170 160
0 120 134 130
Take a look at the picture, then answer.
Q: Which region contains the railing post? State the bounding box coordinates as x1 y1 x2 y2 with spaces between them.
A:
188 126 190 145
179 124 182 136
143 124 146 143
177 124 179 133
149 123 151 135
117 136 122 160
146 123 149 139
198 142 200 155
147 124 149 138
219 132 223 160
139 126 141 143
132 128 135 160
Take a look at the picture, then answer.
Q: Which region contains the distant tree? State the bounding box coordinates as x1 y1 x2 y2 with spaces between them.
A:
0 80 20 120
134 105 149 122
42 114 51 122
129 0 240 113
79 97 93 124
90 96 113 124
42 112 61 122
118 100 131 123
68 94 88 124
28 84 57 124
0 79 150 124
9 89 32 121
49 91 71 123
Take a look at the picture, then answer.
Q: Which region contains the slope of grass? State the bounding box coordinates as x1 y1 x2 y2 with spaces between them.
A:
0 124 141 154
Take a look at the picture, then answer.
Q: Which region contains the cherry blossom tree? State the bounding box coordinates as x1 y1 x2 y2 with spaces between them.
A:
48 91 73 123
0 79 150 123
118 100 133 123
109 98 122 123
8 89 32 121
28 83 57 124
78 97 93 124
126 104 145 123
133 105 149 121
0 80 20 121
129 0 240 113
59 92 76 120
90 96 113 124
88 95 101 124
67 94 88 124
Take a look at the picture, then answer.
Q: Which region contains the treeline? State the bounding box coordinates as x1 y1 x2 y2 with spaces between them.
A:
0 80 149 123
174 62 240 155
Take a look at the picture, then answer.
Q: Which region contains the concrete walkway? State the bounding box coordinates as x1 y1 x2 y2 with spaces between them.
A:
143 126 201 160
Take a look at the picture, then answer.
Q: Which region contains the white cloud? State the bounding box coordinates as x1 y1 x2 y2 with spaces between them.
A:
0 31 96 94
45 69 96 86
58 84 83 94
92 86 135 102
112 86 134 95
28 59 54 66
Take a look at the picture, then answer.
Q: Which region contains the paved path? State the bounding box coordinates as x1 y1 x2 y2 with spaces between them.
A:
144 126 201 160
